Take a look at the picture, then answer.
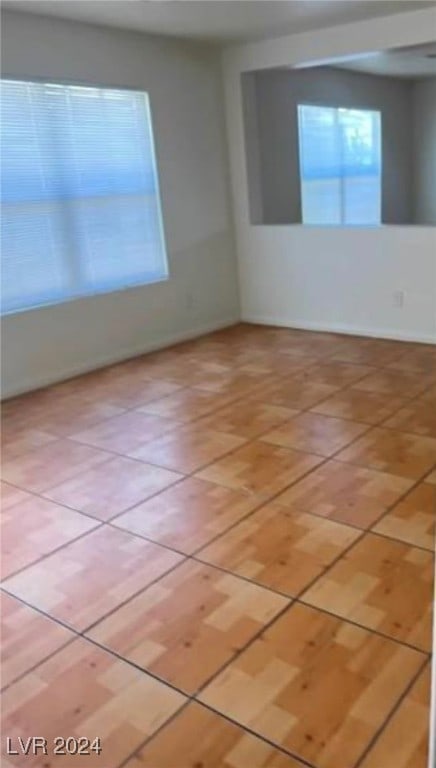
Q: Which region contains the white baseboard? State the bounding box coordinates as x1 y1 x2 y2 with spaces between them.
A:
2 316 240 400
242 314 436 345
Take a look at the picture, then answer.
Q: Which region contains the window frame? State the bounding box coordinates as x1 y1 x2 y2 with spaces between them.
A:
296 100 383 228
1 75 169 317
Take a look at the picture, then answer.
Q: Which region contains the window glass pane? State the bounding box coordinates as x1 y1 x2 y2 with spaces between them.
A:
0 79 168 314
297 104 381 225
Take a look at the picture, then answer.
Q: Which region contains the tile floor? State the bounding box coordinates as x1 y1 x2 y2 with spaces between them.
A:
1 323 435 768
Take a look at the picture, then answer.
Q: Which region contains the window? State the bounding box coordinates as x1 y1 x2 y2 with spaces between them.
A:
297 104 382 226
1 79 168 314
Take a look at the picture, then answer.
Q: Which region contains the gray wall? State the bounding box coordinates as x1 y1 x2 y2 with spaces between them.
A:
243 66 414 224
1 11 240 397
412 77 436 224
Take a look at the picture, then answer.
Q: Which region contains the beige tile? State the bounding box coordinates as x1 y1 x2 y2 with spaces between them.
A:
373 482 436 550
88 560 288 693
43 455 181 520
311 389 407 425
199 603 424 768
1 440 110 494
127 702 306 768
1 495 98 578
129 425 246 474
196 441 322 501
360 665 430 768
275 460 413 528
1 592 75 688
113 477 259 554
261 412 368 457
3 526 183 631
1 638 185 768
70 410 182 453
198 502 359 596
336 427 436 480
303 532 434 650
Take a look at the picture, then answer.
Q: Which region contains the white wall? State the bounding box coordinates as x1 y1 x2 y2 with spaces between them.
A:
1 11 240 398
413 78 436 225
223 8 436 345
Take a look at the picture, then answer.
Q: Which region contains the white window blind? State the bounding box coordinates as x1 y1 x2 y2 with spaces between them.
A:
297 104 382 226
1 79 168 314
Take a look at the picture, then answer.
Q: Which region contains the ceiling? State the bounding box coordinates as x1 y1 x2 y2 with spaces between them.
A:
331 41 436 78
2 0 435 44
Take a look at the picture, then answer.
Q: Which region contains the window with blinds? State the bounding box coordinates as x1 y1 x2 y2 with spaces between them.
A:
1 79 168 314
297 104 382 226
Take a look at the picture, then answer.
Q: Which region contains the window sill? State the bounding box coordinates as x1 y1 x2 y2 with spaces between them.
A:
1 273 169 317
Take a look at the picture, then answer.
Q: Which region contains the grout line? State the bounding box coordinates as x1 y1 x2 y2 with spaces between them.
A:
0 631 79 692
117 695 318 768
1 327 434 767
2 366 379 582
3 362 434 615
332 451 436 482
115 699 193 768
0 466 195 582
1 520 105 582
353 655 431 768
295 598 432 656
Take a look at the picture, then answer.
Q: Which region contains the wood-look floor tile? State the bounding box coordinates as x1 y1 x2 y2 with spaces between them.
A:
296 361 376 387
387 347 436 374
196 441 322 501
261 412 368 457
310 389 407 425
198 503 359 596
190 369 275 397
1 326 434 768
303 532 434 650
373 482 436 550
112 477 259 554
1 496 98 578
426 468 436 484
0 481 33 510
69 411 182 453
88 560 288 693
383 400 436 438
139 387 239 422
127 702 306 768
1 424 58 461
275 460 413 529
197 401 299 439
34 399 127 438
237 351 317 377
256 379 339 410
129 426 246 474
1 440 111 494
199 603 424 768
1 592 75 688
420 383 436 405
130 356 202 385
2 386 123 425
336 427 436 480
3 527 183 630
331 341 408 367
360 665 430 768
43 456 181 520
352 370 433 398
66 375 182 409
2 390 53 422
4 394 126 438
1 638 185 768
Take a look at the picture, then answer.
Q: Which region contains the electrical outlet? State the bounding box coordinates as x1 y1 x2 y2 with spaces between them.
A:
393 290 404 308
